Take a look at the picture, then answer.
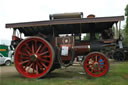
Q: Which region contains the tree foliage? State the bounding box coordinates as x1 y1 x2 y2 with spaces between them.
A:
83 33 90 40
125 4 128 16
125 4 128 35
123 4 128 45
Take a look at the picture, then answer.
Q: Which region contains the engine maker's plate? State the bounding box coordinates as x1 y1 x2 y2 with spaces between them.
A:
56 36 74 46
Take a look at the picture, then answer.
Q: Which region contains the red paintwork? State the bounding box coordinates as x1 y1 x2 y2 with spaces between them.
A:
59 44 72 62
14 37 54 78
84 52 109 77
12 36 20 41
74 42 90 56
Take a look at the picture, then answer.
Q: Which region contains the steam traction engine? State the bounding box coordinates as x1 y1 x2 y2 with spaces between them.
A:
6 12 124 78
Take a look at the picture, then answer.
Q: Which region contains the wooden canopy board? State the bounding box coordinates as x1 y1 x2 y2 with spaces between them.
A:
6 16 124 36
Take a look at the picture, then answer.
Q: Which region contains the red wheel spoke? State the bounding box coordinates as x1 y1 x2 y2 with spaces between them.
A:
97 66 101 72
100 67 105 71
24 48 31 56
40 62 47 69
39 51 49 56
24 61 31 69
37 62 44 71
32 63 35 74
39 58 49 63
98 57 102 62
26 50 31 56
36 64 38 74
41 56 50 58
90 69 94 73
90 56 95 61
36 44 42 54
20 57 30 60
87 66 92 69
18 51 29 56
88 66 94 73
97 69 100 73
39 45 46 53
19 60 30 65
94 69 97 73
100 64 106 67
26 63 33 73
34 40 37 52
25 44 32 53
95 55 98 62
32 42 35 53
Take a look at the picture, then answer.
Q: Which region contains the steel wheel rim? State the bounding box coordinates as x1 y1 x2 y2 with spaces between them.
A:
14 37 54 78
84 52 109 77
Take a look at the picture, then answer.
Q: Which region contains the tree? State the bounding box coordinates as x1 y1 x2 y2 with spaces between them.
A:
125 4 128 34
123 4 128 45
83 33 90 40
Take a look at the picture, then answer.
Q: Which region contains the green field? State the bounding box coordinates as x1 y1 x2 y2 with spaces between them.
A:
0 61 128 85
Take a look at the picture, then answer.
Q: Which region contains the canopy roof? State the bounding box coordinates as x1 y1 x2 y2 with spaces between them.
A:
6 16 124 36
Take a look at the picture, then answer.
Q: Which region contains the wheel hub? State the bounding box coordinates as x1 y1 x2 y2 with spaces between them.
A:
30 54 38 62
94 62 98 68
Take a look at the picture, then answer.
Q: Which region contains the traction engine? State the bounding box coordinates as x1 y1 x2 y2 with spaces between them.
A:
6 12 124 78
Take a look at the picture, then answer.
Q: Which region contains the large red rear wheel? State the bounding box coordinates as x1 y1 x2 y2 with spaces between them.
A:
83 52 109 77
14 37 54 78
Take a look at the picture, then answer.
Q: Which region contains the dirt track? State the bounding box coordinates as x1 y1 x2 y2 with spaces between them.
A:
0 65 21 79
0 60 119 79
0 66 16 74
0 63 85 80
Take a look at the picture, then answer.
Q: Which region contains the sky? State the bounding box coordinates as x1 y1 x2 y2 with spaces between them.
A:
0 0 128 45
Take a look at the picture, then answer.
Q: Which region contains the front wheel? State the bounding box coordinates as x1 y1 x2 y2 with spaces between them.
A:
83 52 109 77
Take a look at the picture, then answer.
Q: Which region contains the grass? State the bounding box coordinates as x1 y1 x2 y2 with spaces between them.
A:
0 61 128 85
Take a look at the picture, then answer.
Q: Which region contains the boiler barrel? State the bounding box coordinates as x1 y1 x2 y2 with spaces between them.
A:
74 44 90 56
73 41 113 56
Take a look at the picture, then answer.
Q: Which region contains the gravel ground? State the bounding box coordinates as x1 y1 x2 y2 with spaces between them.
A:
0 66 17 75
0 63 84 79
0 60 123 79
0 65 21 80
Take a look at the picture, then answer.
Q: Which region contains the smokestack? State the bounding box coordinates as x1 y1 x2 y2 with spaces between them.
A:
87 14 95 18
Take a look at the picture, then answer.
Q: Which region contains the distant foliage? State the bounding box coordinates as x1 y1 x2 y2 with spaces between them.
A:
124 4 128 45
83 33 101 41
125 4 128 33
83 33 90 40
